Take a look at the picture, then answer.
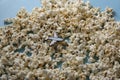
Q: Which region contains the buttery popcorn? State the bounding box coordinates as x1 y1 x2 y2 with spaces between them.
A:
0 0 120 80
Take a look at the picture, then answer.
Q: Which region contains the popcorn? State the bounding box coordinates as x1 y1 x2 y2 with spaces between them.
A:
0 0 120 79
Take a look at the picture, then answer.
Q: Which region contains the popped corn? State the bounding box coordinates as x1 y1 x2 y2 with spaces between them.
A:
0 0 120 80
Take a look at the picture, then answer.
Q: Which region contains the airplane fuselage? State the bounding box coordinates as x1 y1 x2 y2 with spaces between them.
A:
48 37 63 41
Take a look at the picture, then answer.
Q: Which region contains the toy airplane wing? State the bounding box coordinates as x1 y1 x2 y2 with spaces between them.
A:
54 32 58 38
50 40 56 46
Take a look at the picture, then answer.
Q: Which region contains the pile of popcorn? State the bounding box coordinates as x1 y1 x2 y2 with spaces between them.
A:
0 0 120 80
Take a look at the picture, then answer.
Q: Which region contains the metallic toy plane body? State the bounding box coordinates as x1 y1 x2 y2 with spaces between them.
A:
48 32 63 46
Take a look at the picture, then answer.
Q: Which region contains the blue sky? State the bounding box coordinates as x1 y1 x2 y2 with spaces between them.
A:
0 0 41 26
84 0 120 21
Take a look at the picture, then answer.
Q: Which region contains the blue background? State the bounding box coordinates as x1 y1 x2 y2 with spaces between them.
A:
0 0 120 27
0 0 41 27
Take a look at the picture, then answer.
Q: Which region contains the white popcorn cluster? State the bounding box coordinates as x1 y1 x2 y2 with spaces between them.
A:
0 0 120 80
